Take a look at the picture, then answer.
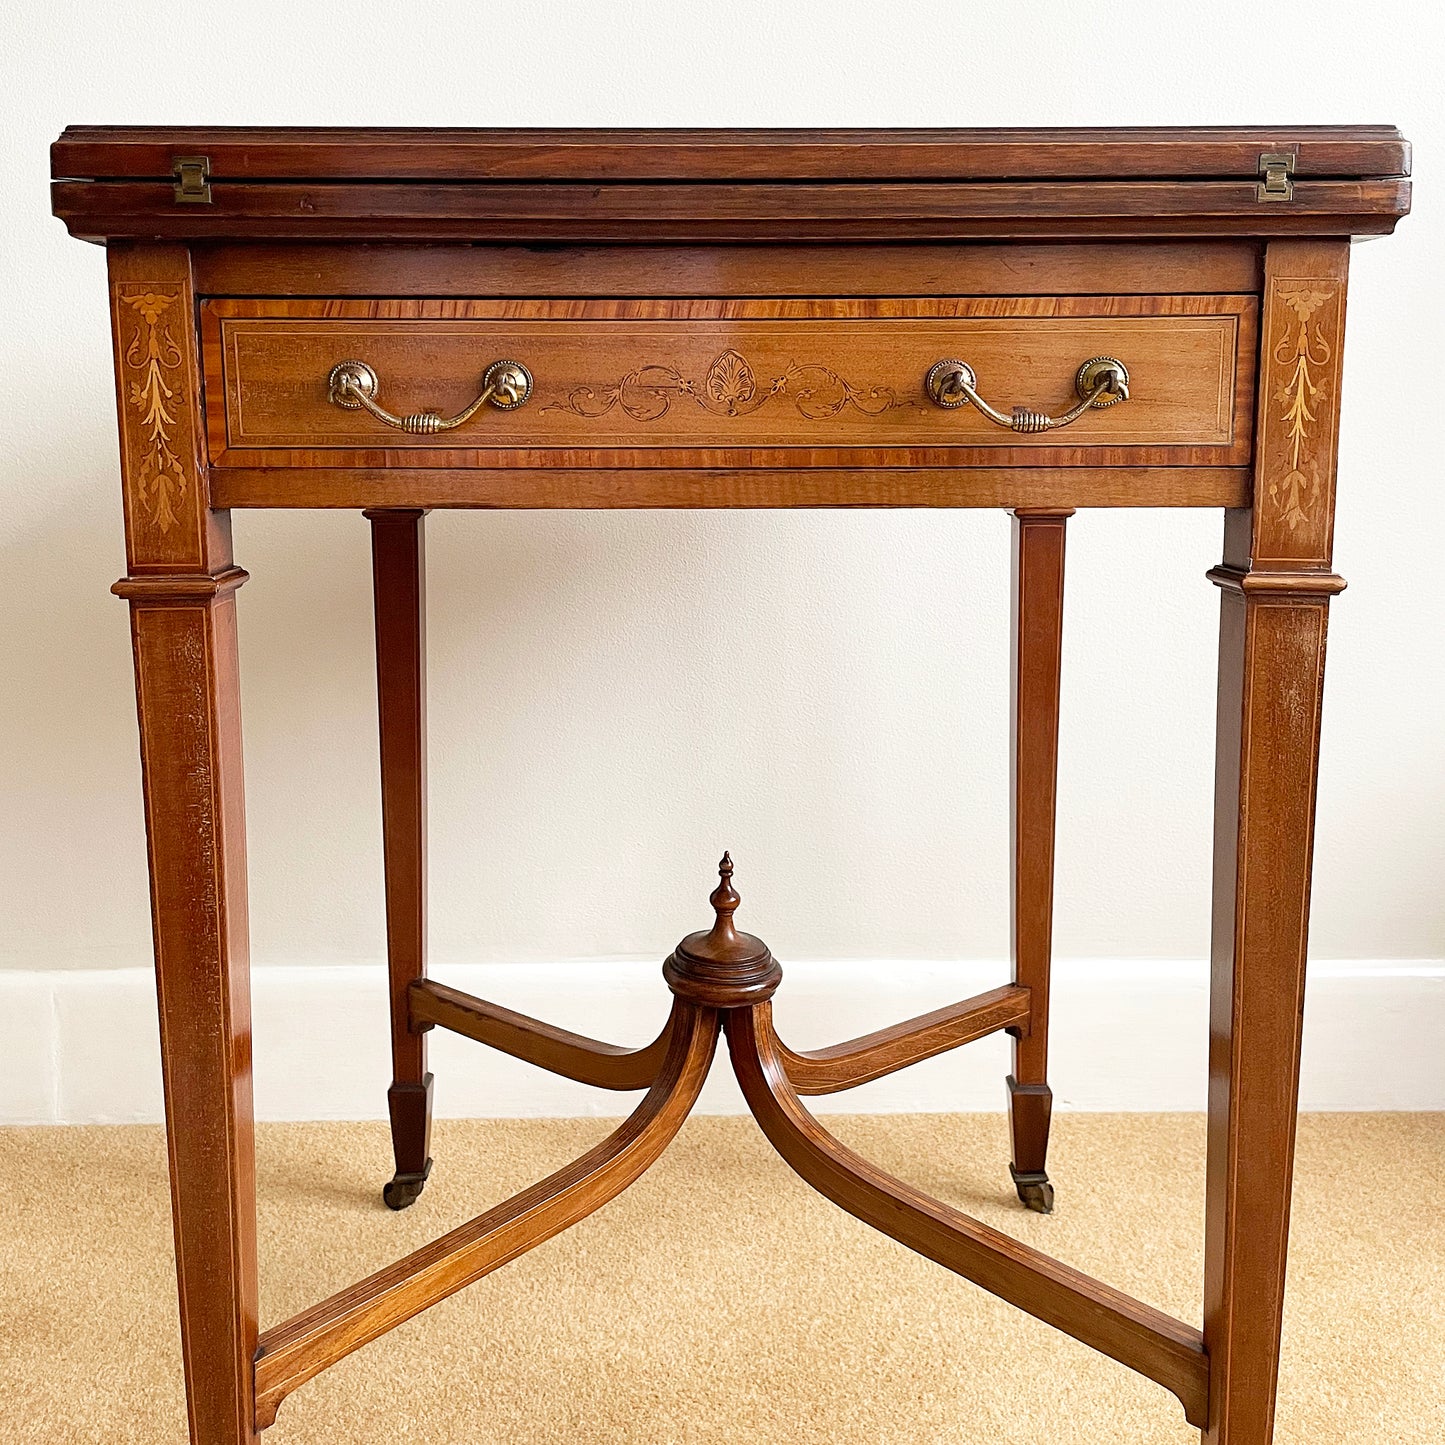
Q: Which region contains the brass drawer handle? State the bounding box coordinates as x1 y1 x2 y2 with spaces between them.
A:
327 358 532 434
925 355 1129 433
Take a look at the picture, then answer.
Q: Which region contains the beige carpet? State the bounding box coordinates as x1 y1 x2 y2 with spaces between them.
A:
2 1113 1441 1443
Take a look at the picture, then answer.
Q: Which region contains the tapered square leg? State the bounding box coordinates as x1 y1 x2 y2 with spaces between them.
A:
366 509 434 1209
1007 509 1070 1213
1006 1077 1055 1213
122 577 260 1443
1203 239 1350 1445
109 244 260 1443
383 1076 434 1209
1204 561 1340 1442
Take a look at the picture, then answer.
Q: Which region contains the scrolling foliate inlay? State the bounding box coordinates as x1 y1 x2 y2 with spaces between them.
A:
1258 281 1343 563
119 290 192 535
541 348 920 423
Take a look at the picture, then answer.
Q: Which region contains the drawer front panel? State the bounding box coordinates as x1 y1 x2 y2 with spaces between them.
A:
203 296 1256 468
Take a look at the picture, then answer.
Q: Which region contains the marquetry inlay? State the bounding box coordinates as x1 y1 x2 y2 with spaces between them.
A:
540 348 918 423
1267 286 1337 535
119 290 190 535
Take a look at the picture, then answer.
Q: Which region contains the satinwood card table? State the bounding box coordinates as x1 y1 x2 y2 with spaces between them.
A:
50 125 1411 1444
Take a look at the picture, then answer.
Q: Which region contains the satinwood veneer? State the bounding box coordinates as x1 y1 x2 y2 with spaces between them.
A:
53 125 1410 1445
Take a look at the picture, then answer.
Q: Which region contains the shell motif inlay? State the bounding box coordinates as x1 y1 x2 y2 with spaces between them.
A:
541 348 918 423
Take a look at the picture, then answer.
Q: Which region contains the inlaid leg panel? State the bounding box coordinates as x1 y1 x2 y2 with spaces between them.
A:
109 243 261 1445
1202 237 1352 1445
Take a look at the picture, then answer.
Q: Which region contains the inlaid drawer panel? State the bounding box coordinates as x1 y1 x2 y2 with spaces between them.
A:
201 296 1257 469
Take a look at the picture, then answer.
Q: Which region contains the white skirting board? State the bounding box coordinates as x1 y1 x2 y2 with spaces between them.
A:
1 958 1441 1125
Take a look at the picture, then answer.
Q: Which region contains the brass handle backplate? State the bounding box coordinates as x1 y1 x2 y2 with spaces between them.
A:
924 355 1130 433
327 358 533 434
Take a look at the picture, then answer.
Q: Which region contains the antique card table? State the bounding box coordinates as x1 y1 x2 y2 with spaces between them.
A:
51 125 1411 1444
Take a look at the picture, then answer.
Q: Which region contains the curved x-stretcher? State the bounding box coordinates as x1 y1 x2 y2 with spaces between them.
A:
254 857 1206 1431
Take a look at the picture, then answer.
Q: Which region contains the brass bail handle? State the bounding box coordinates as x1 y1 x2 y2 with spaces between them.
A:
925 355 1130 433
327 358 533 434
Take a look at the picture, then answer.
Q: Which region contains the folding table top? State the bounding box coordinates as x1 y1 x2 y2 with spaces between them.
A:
51 124 1412 243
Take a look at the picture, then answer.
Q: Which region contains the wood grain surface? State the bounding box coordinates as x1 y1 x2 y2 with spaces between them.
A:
108 242 260 1444
203 295 1256 470
51 126 1411 244
108 247 230 572
52 177 1412 244
729 1003 1210 1427
53 124 1412 182
211 464 1252 511
409 978 675 1092
64 130 1407 1445
367 509 433 1205
189 241 1264 300
1202 238 1353 1445
254 1001 718 1429
775 984 1032 1095
1007 510 1071 1205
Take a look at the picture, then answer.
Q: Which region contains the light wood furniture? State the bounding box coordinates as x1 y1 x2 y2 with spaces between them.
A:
51 125 1411 1445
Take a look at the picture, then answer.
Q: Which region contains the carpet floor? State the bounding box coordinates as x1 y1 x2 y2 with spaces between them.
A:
2 1113 1441 1443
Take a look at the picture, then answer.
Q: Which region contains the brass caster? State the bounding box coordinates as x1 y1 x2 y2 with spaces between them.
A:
1011 1167 1055 1215
383 1159 432 1211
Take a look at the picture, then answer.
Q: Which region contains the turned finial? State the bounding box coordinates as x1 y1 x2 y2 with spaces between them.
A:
662 851 781 1008
706 852 741 948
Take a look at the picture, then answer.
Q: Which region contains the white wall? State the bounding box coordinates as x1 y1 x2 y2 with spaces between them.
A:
1 1 1441 1119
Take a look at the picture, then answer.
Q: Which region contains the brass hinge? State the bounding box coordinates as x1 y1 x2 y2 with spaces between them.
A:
172 155 212 204
1257 151 1295 203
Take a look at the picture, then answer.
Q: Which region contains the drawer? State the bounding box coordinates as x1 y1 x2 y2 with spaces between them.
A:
201 296 1257 469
